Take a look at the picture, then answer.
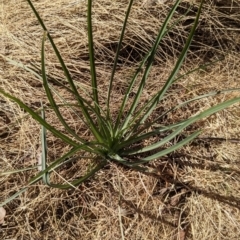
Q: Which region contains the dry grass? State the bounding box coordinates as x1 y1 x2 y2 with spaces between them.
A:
1 0 240 239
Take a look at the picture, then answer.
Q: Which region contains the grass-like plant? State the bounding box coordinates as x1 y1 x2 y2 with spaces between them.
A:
1 0 240 206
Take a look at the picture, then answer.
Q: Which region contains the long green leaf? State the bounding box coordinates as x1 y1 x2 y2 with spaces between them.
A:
0 166 39 176
26 0 103 142
122 0 203 138
120 0 182 133
41 32 88 143
137 0 204 126
40 105 50 185
124 58 225 138
39 116 108 189
0 188 29 207
127 131 201 165
1 52 125 144
0 146 86 207
122 87 240 143
114 51 152 134
87 0 100 116
114 1 193 134
122 96 240 155
107 0 134 119
0 89 79 147
44 160 108 189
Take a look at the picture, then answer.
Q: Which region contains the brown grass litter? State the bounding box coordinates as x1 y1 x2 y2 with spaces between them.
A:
1 0 240 239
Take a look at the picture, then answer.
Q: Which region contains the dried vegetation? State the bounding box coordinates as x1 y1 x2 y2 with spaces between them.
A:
1 0 240 239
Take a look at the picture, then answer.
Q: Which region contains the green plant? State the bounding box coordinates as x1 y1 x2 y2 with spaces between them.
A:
1 0 240 206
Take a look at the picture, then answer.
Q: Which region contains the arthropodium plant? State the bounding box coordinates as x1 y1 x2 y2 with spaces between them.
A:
1 0 240 206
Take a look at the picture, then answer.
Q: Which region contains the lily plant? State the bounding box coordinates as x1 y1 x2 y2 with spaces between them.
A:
1 0 240 206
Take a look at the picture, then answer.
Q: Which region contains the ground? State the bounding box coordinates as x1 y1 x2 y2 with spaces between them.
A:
1 0 240 239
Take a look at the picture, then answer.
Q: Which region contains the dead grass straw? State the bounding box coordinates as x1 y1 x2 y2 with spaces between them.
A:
1 0 240 239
